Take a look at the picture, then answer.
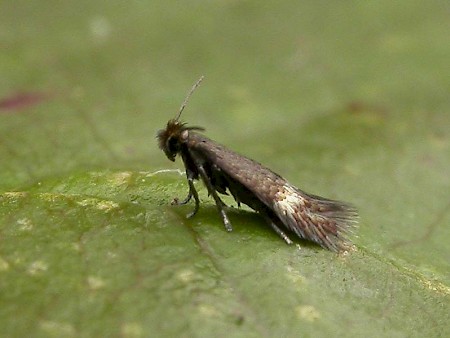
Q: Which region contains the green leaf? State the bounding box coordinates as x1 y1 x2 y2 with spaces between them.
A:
1 1 449 337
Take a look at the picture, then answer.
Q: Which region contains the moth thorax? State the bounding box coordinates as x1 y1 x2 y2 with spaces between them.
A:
180 129 189 141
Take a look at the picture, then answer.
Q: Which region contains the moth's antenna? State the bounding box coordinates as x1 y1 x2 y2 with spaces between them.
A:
175 75 205 121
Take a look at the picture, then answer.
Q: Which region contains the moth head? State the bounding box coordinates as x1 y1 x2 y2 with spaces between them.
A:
156 76 205 162
157 119 205 161
157 119 188 161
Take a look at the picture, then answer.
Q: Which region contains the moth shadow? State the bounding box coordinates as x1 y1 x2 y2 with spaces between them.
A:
183 203 318 250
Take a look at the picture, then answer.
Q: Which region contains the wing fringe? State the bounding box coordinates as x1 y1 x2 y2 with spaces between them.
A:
274 187 358 252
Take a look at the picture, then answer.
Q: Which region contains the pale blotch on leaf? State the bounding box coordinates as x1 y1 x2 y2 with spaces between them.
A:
121 322 143 338
40 320 75 336
0 257 10 271
17 218 33 231
108 171 132 186
286 265 307 287
177 269 195 283
422 279 450 296
87 276 106 290
77 198 120 213
198 304 220 317
296 305 321 322
72 242 81 252
97 200 120 212
2 191 28 201
28 260 48 275
89 16 112 41
338 245 357 258
106 250 118 259
40 193 65 203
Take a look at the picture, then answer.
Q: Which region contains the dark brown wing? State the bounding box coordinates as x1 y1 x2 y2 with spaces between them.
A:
188 132 358 251
187 133 284 205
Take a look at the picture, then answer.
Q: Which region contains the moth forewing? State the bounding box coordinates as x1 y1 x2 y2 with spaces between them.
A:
188 133 357 251
157 77 358 252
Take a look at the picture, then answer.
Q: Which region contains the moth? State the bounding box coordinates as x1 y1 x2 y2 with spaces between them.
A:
157 77 358 252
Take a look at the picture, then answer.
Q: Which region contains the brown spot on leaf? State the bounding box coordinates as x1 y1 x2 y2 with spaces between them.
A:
0 92 48 112
346 101 388 116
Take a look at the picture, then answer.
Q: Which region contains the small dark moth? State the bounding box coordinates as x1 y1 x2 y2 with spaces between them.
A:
157 77 358 252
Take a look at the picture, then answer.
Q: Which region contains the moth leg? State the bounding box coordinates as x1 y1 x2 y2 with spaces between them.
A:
196 163 233 232
172 190 191 205
172 177 193 205
185 177 200 218
172 171 200 218
261 214 293 245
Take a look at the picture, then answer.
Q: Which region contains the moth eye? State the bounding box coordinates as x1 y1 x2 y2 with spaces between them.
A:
167 137 179 153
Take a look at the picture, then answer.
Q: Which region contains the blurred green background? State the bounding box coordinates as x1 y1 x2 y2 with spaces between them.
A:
1 1 449 337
